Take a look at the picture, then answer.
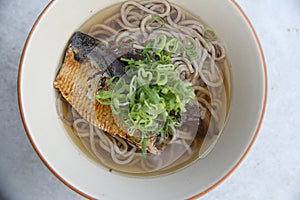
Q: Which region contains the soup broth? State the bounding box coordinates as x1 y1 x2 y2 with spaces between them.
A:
55 0 232 176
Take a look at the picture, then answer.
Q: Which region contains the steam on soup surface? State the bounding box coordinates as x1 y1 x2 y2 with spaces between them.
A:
54 0 232 176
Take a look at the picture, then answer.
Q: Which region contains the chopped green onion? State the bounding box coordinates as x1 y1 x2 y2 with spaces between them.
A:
118 36 134 48
141 135 147 157
156 64 175 71
181 36 199 60
145 15 165 32
95 90 112 105
187 50 198 59
165 38 179 54
183 36 196 51
96 33 196 157
161 55 171 64
153 34 167 53
203 28 216 40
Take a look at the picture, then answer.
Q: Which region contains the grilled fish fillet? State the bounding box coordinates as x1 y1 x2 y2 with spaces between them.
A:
54 32 160 154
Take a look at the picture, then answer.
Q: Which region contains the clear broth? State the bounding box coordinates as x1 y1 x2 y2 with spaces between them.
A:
58 1 232 176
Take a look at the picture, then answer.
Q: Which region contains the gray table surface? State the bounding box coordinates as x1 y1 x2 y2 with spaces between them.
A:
1 0 299 199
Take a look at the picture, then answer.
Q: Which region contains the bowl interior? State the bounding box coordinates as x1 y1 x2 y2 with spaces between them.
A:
19 0 266 199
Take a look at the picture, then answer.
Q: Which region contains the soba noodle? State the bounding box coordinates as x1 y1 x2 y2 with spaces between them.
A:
56 0 231 175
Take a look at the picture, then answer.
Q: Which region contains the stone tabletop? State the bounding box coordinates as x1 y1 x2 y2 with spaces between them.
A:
0 0 299 199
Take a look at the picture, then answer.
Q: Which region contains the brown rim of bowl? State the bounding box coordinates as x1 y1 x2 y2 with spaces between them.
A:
18 1 267 199
188 1 268 199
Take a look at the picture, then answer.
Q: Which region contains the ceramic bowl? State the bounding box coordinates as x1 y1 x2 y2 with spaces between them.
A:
18 0 267 199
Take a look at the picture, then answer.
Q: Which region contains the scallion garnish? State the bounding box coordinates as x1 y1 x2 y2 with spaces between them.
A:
96 34 196 156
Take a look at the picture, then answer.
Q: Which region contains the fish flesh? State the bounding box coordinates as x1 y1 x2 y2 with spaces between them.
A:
54 32 208 155
54 32 162 154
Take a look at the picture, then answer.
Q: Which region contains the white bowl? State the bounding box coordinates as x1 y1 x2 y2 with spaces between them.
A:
18 0 267 199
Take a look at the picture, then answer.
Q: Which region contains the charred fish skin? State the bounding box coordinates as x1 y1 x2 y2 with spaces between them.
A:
67 32 126 97
70 32 120 74
71 32 100 63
